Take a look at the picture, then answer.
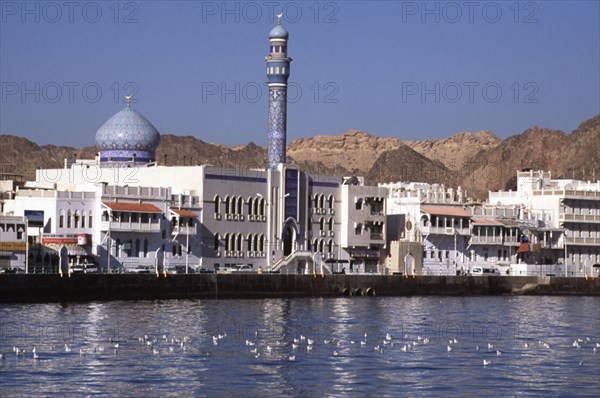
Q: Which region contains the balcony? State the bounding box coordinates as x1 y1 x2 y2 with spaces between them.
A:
420 225 470 235
100 221 161 233
470 236 504 245
559 213 600 223
565 237 600 246
172 225 197 236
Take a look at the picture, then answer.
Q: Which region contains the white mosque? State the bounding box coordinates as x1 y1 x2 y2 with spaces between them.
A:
1 20 388 275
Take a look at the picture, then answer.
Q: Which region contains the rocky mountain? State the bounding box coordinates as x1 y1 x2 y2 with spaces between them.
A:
1 114 598 200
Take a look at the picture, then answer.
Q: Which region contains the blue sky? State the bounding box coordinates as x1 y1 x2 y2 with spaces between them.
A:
1 1 598 147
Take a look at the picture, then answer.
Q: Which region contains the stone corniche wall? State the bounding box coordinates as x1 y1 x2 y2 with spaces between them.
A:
0 275 598 303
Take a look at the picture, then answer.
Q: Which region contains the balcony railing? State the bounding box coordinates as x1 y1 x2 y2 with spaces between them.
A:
470 236 504 245
559 213 600 223
565 237 600 246
172 225 197 236
421 226 471 235
100 221 161 233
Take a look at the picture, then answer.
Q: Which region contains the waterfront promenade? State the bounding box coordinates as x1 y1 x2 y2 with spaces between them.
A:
1 274 598 303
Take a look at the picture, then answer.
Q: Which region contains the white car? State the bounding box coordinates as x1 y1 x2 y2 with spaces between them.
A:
471 267 500 276
128 265 152 274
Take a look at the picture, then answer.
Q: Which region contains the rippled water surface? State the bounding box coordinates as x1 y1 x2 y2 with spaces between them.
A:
1 297 599 397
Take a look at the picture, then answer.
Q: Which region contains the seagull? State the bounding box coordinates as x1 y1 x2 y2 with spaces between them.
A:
447 345 453 352
333 350 339 356
487 343 494 350
153 348 159 355
385 333 392 341
496 350 502 356
292 344 298 350
64 344 72 352
250 348 258 354
524 343 529 348
483 359 492 366
307 339 314 346
401 345 408 352
288 355 295 361
33 352 39 360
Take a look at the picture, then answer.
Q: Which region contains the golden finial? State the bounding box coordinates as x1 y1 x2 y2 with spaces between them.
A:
125 95 132 108
277 13 283 25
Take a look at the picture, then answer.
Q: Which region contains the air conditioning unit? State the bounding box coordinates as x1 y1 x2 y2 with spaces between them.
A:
249 215 255 221
328 231 335 237
226 214 233 221
234 214 239 221
239 215 244 221
261 215 266 222
446 227 455 234
225 251 231 257
329 209 335 215
249 252 254 258
215 213 222 220
215 250 221 257
320 230 326 236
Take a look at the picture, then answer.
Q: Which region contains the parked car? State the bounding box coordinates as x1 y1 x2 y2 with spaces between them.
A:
471 267 500 275
129 265 152 274
1 267 25 274
232 265 256 273
168 266 195 274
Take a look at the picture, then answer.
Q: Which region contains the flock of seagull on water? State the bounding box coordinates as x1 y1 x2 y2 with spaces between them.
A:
2 332 598 367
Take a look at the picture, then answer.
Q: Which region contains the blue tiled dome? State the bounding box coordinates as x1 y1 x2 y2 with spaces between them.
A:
269 24 288 39
95 106 160 152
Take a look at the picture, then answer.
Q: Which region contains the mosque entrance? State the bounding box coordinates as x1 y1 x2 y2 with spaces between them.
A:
283 226 294 256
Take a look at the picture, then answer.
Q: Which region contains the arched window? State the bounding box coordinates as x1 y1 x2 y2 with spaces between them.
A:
172 244 177 256
313 239 318 252
275 66 280 74
88 211 93 228
328 218 334 231
247 234 253 252
328 240 333 253
81 211 86 228
319 240 324 253
214 195 221 214
237 234 242 251
229 234 236 252
143 239 148 258
59 209 65 228
319 218 325 231
314 195 319 208
127 239 132 257
282 67 286 74
178 244 182 256
319 195 324 209
254 198 259 215
224 196 230 214
224 233 230 251
136 239 141 257
214 233 221 250
248 197 254 215
115 238 121 257
328 195 334 209
260 198 266 216
259 235 265 252
237 197 243 215
67 210 72 228
253 234 259 251
74 210 80 228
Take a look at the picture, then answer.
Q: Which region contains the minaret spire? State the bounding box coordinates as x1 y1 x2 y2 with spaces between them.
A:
266 15 291 169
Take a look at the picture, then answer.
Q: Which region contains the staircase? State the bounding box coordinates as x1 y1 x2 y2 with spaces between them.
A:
270 251 333 274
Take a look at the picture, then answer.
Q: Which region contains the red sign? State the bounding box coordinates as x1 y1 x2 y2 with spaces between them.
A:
42 237 78 244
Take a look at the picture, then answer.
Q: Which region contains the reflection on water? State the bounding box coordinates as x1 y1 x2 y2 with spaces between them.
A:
1 297 599 397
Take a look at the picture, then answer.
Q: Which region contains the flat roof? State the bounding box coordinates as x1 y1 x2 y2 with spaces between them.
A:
421 205 471 217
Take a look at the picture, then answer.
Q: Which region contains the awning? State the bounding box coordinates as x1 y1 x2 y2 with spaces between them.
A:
43 244 88 256
422 206 471 217
170 208 197 218
102 202 162 213
516 243 530 253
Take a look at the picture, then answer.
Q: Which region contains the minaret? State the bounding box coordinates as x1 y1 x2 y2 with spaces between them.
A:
266 14 292 169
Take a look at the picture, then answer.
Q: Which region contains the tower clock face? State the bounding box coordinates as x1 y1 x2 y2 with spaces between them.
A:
406 221 412 231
